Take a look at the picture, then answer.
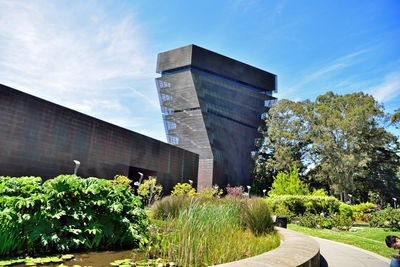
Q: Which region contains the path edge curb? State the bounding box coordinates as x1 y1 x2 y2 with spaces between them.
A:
215 227 320 267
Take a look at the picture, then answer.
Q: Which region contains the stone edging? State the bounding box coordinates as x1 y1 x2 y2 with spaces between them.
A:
215 227 320 267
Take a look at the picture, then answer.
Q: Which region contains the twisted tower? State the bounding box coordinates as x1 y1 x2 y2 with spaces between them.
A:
156 45 276 189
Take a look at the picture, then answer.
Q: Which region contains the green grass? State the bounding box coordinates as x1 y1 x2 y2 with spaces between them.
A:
288 224 400 259
149 197 280 266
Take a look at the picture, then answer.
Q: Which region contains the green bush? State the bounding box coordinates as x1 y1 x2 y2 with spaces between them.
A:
266 195 342 217
339 203 353 217
298 212 353 230
351 202 376 222
351 202 377 213
370 206 400 229
0 175 149 256
268 165 309 196
311 188 329 196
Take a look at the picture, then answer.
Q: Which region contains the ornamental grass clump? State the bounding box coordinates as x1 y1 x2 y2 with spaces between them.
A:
150 195 194 220
148 197 279 266
242 198 275 236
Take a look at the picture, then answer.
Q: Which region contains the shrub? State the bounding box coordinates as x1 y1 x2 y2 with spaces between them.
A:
0 175 149 256
266 195 342 217
370 206 400 229
137 177 163 206
339 203 353 217
298 212 353 230
242 198 274 236
198 186 223 199
351 202 377 213
225 185 245 198
111 174 133 191
311 188 328 196
268 165 309 196
351 202 377 222
170 182 197 197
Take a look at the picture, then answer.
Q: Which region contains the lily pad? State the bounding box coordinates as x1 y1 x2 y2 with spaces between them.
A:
61 254 75 260
50 257 63 263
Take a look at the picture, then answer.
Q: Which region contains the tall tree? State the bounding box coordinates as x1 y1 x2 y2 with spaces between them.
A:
254 91 400 202
253 99 311 188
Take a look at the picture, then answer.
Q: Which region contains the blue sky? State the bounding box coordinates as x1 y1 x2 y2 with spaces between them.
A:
1 0 399 141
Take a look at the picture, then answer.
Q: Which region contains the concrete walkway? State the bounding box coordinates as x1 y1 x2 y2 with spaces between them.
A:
312 236 391 267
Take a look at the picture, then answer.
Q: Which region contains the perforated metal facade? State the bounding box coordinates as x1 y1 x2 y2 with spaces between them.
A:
156 45 277 188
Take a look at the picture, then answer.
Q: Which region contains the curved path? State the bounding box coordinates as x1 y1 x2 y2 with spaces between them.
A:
312 236 391 267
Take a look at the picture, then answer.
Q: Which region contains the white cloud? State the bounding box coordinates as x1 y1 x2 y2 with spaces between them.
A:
279 49 368 99
369 71 400 102
0 0 164 140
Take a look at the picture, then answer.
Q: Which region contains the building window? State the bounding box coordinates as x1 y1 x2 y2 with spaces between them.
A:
166 120 176 130
158 80 171 88
167 135 179 145
161 106 174 115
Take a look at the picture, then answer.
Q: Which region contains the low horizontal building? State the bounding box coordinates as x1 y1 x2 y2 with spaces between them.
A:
0 84 199 193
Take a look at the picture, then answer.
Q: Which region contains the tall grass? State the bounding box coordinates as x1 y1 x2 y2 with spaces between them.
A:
149 197 279 266
0 216 25 256
242 198 275 236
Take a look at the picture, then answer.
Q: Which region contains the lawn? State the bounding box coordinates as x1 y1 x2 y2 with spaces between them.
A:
288 224 400 259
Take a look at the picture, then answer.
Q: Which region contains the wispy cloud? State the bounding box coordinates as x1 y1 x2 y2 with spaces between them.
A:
369 71 400 102
278 49 368 99
0 0 163 140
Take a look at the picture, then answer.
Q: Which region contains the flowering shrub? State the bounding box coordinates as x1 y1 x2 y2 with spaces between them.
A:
198 186 223 199
111 174 133 191
369 206 400 229
170 183 197 197
137 177 163 206
225 185 245 198
351 202 377 222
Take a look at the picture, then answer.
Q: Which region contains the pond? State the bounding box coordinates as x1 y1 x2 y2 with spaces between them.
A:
12 249 145 267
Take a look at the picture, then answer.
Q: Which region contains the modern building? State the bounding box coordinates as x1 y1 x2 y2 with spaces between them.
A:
0 84 199 193
156 45 277 189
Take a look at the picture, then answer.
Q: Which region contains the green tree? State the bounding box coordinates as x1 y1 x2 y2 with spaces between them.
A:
391 108 400 128
309 92 385 201
268 165 309 196
253 99 312 189
255 91 400 203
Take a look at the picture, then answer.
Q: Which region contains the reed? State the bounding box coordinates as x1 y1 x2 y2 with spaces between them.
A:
0 217 25 256
150 197 279 266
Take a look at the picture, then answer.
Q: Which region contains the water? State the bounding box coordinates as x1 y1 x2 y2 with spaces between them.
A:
13 249 145 267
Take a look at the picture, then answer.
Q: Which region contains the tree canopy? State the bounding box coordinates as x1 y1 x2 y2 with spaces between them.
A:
254 91 400 205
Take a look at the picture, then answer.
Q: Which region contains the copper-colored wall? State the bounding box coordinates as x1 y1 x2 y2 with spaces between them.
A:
0 84 198 193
